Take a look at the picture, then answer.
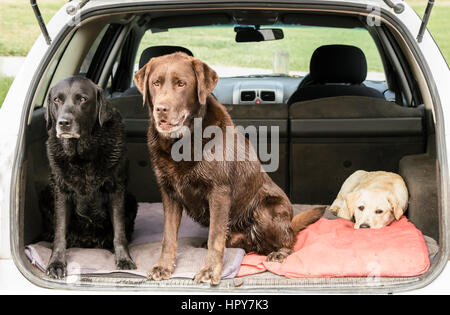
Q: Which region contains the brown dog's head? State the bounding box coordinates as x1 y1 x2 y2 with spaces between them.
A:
133 52 218 137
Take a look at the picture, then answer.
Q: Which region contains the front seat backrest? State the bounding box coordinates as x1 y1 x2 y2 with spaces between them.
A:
138 45 194 69
287 45 384 104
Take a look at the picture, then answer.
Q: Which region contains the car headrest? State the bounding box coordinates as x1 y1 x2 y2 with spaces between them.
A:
139 45 194 69
310 45 367 84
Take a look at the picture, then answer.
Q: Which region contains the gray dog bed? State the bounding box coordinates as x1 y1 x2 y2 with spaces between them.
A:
25 203 245 279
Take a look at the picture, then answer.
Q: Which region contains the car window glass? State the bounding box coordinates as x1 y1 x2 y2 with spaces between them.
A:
134 25 385 81
79 25 109 75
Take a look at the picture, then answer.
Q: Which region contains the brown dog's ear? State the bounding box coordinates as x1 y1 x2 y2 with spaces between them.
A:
343 191 360 220
134 61 152 107
387 193 404 220
96 86 112 127
192 58 218 105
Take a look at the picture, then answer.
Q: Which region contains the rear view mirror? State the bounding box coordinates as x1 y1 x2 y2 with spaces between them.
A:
235 26 284 42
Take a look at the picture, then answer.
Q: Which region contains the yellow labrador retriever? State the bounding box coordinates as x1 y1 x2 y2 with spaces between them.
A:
330 170 408 229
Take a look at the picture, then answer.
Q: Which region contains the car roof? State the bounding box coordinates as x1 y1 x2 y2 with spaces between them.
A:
82 0 392 10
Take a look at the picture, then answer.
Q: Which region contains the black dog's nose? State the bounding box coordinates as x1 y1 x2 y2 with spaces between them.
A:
359 223 371 229
57 118 72 127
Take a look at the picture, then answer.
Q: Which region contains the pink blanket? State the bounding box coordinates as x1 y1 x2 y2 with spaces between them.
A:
237 217 430 278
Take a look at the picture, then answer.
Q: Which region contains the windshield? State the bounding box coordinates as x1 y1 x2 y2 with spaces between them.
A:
137 25 385 81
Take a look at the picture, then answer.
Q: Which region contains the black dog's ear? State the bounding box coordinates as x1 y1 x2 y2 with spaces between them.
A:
96 86 112 127
45 88 54 130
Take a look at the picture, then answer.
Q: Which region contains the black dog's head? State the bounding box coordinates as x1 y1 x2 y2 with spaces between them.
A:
45 76 112 139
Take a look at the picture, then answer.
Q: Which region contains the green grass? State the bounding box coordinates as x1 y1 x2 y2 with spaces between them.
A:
0 0 448 103
0 0 447 62
138 3 450 73
0 76 14 108
139 26 386 73
0 0 66 56
412 4 450 63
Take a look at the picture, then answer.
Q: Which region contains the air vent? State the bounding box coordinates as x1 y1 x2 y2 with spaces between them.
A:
261 90 275 102
241 90 256 102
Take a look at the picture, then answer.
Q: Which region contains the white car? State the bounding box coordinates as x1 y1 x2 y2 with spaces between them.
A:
0 0 449 294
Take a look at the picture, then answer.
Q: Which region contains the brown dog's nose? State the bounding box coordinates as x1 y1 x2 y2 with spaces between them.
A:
359 223 370 228
155 104 168 113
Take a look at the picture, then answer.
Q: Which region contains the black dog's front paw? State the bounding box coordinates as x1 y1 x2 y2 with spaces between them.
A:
46 260 67 279
116 257 137 270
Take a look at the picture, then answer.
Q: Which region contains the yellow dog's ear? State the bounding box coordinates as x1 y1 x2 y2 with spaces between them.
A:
387 193 404 220
133 60 153 108
191 57 218 105
343 191 361 220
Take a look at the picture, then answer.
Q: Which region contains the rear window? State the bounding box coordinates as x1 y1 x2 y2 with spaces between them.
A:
135 25 385 81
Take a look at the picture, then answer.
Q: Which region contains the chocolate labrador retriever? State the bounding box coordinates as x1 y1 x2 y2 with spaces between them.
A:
134 52 324 285
42 76 137 279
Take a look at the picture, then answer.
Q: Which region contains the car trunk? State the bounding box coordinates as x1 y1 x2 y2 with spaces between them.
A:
17 96 441 292
11 3 446 293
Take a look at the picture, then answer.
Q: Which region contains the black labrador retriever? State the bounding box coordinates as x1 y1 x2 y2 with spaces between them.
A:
40 76 137 279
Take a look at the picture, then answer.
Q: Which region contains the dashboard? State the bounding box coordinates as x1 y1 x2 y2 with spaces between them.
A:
212 76 389 105
213 76 301 105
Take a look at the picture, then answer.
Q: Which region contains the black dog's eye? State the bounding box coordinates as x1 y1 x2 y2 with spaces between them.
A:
375 209 383 214
358 206 364 211
80 97 87 103
54 97 60 103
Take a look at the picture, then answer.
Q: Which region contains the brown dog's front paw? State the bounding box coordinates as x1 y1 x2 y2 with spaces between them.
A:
266 248 293 263
148 264 174 281
194 263 222 285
